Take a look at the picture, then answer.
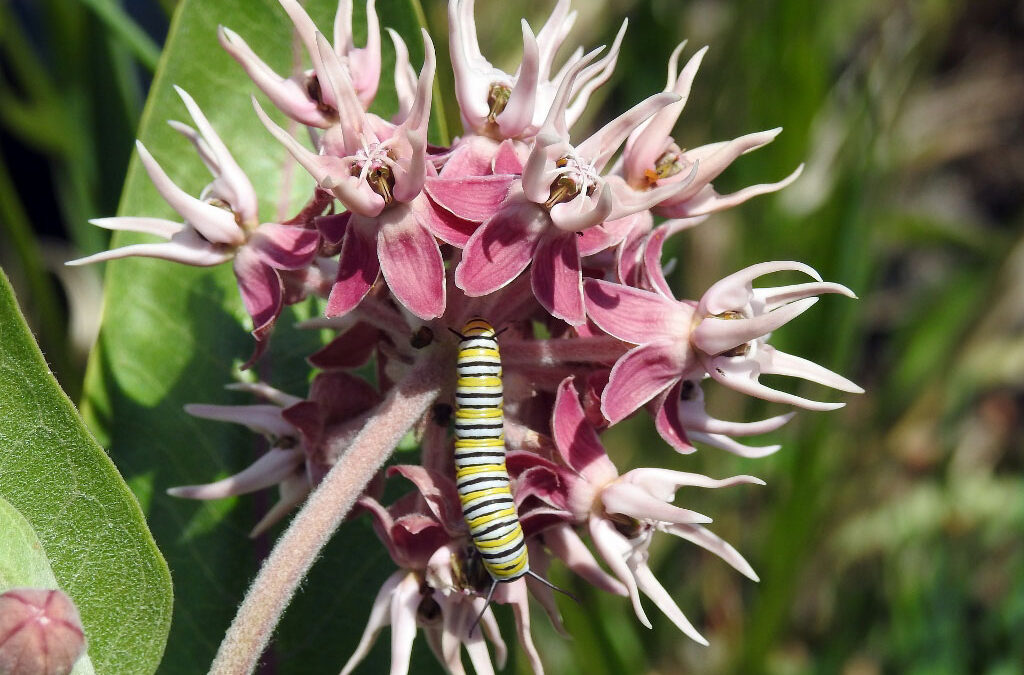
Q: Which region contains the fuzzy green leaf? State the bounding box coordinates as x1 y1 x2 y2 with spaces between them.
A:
0 271 171 675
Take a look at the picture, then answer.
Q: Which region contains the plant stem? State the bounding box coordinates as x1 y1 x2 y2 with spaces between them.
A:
208 353 445 675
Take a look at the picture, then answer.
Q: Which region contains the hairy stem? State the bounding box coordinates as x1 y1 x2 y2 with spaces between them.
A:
502 336 628 367
209 353 445 675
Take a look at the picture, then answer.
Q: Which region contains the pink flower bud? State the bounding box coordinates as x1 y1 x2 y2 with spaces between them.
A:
0 588 86 675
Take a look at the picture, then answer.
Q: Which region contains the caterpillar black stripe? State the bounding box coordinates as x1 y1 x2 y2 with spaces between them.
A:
452 318 575 632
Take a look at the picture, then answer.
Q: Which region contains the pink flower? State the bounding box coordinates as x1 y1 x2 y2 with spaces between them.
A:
344 466 548 675
517 378 764 644
451 55 697 325
67 88 320 351
219 0 381 127
256 31 451 320
619 42 803 219
167 374 379 537
448 0 625 140
585 261 863 445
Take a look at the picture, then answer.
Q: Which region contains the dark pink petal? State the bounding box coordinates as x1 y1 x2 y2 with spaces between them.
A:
279 400 322 450
455 200 546 296
233 246 283 340
532 233 585 325
603 341 684 423
438 136 500 177
514 466 570 511
578 211 643 257
308 371 380 421
552 377 618 483
651 382 696 454
249 223 319 270
584 278 691 344
377 204 445 319
424 175 515 222
413 193 477 247
387 465 466 536
0 588 86 675
492 139 525 174
307 322 380 369
326 217 380 317
315 212 351 246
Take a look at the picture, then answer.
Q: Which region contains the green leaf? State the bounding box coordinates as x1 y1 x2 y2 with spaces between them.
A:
80 0 446 672
0 271 171 675
0 495 97 675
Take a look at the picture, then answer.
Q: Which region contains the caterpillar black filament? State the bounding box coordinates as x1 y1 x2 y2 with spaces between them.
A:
452 318 574 631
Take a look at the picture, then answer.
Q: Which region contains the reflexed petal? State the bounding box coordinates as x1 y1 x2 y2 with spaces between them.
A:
651 384 695 454
641 217 706 298
424 175 515 222
602 341 687 423
455 200 545 296
233 247 283 339
378 205 445 319
600 482 712 525
583 279 690 343
307 322 379 369
327 217 380 317
389 573 422 675
492 140 525 174
531 233 584 325
248 223 319 270
315 211 351 245
551 378 617 482
387 465 465 536
544 522 627 595
414 193 477 247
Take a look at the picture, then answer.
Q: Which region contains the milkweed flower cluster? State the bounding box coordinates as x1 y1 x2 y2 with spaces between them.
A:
71 0 862 672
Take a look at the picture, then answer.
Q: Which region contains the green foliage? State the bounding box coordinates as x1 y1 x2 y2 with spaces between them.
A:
0 271 170 675
79 0 444 672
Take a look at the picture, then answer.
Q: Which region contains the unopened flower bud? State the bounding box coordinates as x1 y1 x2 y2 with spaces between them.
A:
0 588 86 675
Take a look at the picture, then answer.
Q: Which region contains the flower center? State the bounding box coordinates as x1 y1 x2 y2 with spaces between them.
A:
545 154 600 209
642 147 687 186
351 142 397 204
487 82 512 122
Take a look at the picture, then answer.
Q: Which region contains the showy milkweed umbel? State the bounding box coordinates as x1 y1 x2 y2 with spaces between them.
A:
452 318 574 630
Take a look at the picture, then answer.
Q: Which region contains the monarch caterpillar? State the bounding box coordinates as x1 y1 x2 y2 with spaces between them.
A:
452 318 574 631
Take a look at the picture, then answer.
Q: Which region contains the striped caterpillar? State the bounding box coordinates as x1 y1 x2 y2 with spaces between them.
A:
451 318 574 631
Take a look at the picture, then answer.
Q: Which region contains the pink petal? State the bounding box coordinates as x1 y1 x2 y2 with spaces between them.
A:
583 279 690 344
308 370 381 420
544 522 627 596
387 465 465 536
233 247 283 339
307 322 379 369
315 212 351 246
377 204 445 319
602 341 687 423
551 377 617 482
492 139 524 174
424 175 515 222
414 193 477 247
531 232 585 325
248 223 319 270
454 200 545 296
439 136 499 177
651 384 695 454
326 217 380 317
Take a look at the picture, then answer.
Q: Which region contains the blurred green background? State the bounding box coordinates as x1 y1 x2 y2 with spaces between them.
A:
2 0 1022 673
